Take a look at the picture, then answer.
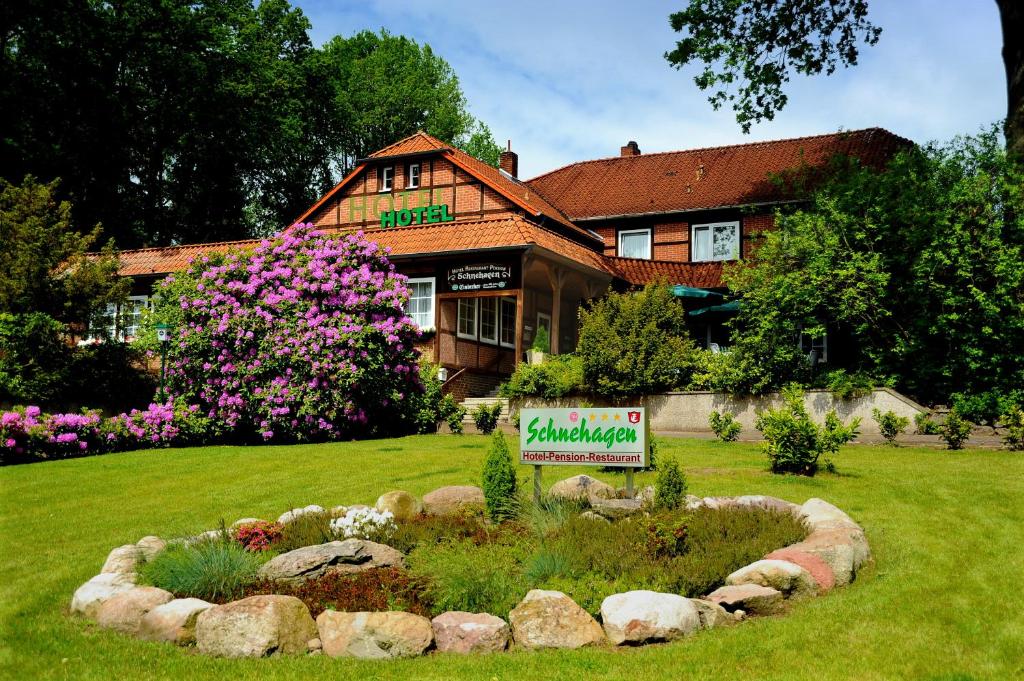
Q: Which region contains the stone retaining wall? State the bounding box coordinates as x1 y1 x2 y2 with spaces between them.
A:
513 388 926 434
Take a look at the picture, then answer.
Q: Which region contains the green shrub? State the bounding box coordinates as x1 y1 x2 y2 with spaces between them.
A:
950 391 1020 428
530 326 550 353
407 538 529 616
443 395 465 434
941 409 972 450
577 282 697 397
499 354 584 399
822 369 875 401
872 409 910 446
140 538 267 602
408 362 466 435
708 410 741 441
654 456 687 510
914 412 941 435
481 430 518 521
756 384 859 476
1001 405 1024 451
275 511 336 552
388 512 497 554
472 402 502 434
685 348 739 392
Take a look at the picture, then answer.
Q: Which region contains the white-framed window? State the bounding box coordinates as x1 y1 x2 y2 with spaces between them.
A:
404 277 435 331
799 325 828 364
379 166 394 192
499 297 516 348
457 298 478 340
96 295 151 342
536 312 552 351
618 228 652 259
479 297 498 344
406 163 420 189
692 221 740 262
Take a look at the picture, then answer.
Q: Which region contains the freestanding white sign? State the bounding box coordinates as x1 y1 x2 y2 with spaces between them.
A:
519 407 649 499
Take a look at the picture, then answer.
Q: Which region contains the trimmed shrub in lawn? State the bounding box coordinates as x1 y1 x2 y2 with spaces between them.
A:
709 410 742 442
140 538 267 602
482 431 518 521
1002 405 1024 451
940 409 972 450
872 409 910 446
756 384 859 475
472 403 502 435
654 456 687 510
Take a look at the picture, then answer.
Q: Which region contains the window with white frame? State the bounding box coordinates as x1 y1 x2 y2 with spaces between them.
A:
618 228 652 259
404 277 435 330
379 166 394 192
691 221 740 262
500 297 516 348
799 324 828 364
98 296 151 341
457 298 478 340
406 163 420 189
479 298 498 344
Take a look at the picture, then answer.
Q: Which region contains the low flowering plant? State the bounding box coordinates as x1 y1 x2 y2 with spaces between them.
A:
331 507 397 542
234 521 284 552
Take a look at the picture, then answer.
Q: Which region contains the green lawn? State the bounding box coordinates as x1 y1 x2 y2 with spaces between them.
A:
1 435 1022 680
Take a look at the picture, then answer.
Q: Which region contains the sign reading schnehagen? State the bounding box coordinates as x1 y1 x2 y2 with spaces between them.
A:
444 263 516 292
519 408 648 468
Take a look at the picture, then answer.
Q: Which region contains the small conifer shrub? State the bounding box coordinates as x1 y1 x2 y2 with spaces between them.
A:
654 456 687 510
482 430 518 521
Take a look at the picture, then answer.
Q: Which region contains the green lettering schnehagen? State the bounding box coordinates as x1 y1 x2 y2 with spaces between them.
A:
525 416 637 450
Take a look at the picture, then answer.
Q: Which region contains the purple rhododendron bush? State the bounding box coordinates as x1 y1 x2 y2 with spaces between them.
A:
163 223 423 442
1 225 430 464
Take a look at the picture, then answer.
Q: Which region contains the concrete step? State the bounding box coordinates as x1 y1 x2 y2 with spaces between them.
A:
459 397 511 423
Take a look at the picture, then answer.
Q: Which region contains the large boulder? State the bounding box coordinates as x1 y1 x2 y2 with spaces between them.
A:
138 597 214 645
600 591 700 645
725 559 819 598
277 505 325 525
590 498 644 520
689 599 734 629
259 539 403 584
95 587 174 635
765 547 836 592
422 486 485 516
431 611 509 654
706 584 784 615
195 595 317 658
786 527 871 586
70 572 137 618
733 495 801 514
508 590 605 650
135 536 167 561
375 491 422 521
548 475 615 503
317 610 433 659
798 498 863 532
101 544 143 575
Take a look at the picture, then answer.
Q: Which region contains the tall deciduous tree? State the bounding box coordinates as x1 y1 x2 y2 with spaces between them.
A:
665 1 1024 157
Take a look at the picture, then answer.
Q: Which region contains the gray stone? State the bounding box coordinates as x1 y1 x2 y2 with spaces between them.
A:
135 536 167 562
798 498 864 532
690 599 734 629
95 586 174 635
579 510 611 524
70 572 137 618
317 610 433 659
591 498 644 520
138 598 214 645
195 595 317 658
726 559 819 598
600 590 700 645
259 539 404 584
327 540 404 576
422 486 485 516
706 584 784 615
508 590 605 650
101 544 143 575
374 491 422 521
548 475 615 503
431 611 509 654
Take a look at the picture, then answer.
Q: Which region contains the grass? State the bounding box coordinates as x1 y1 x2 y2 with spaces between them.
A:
0 435 1021 679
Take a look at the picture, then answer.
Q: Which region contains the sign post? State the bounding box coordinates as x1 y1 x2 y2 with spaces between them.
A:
519 407 649 502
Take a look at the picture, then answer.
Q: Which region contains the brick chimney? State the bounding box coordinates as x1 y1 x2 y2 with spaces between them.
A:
499 140 518 178
620 140 641 157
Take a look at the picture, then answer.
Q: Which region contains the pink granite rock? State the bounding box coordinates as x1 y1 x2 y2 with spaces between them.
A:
765 547 836 592
431 611 509 653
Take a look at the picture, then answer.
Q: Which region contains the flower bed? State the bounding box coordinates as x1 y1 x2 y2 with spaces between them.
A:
70 483 872 658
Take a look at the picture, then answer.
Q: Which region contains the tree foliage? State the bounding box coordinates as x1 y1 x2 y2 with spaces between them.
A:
2 7 501 248
724 128 1024 403
665 1 1023 156
577 282 697 397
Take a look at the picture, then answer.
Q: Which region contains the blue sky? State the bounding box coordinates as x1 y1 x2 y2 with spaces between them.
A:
294 0 1006 179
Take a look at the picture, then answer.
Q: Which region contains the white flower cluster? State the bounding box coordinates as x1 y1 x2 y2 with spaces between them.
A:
330 507 397 539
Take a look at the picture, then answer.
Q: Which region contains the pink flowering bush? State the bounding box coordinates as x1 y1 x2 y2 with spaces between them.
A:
234 521 284 552
160 224 424 442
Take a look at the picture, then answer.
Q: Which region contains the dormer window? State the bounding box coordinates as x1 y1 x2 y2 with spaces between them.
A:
406 163 420 189
379 166 394 192
692 221 740 262
618 228 652 259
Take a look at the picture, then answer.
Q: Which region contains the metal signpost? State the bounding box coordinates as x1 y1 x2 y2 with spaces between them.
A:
518 407 649 502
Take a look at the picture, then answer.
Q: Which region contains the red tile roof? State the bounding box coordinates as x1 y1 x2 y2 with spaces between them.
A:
526 128 912 220
604 257 725 289
115 240 260 277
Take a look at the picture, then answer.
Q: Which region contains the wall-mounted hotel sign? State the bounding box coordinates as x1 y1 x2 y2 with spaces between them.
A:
379 203 454 228
443 262 518 293
347 189 454 227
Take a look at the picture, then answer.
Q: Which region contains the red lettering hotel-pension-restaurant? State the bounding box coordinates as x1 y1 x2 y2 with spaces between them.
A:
109 129 910 400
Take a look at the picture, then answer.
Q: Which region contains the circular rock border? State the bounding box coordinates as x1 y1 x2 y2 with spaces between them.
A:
70 486 871 658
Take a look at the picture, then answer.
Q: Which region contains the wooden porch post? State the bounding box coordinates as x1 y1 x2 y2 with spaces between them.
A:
514 290 524 366
546 265 567 355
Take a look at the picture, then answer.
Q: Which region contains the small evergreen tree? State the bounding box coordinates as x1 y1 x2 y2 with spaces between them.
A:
654 456 687 510
482 430 518 521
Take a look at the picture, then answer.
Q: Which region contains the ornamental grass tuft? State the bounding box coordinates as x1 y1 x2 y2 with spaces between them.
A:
140 538 268 602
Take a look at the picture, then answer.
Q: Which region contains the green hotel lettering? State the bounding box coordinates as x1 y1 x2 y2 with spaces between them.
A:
347 188 454 228
525 417 638 450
